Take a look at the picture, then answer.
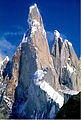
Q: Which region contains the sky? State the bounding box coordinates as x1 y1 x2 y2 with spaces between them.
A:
0 0 80 61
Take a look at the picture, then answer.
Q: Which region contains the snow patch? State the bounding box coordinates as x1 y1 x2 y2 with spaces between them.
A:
29 3 37 13
29 3 38 13
67 63 73 75
40 81 64 108
4 96 13 109
0 56 9 68
30 20 40 34
59 37 63 42
68 41 72 46
68 57 70 61
31 26 37 33
1 56 9 64
34 70 64 108
28 4 45 35
22 37 28 43
64 40 72 47
63 65 67 68
59 90 79 95
65 39 68 43
35 47 38 51
54 30 60 39
28 3 40 28
34 70 47 86
4 56 9 62
22 33 28 43
33 20 40 26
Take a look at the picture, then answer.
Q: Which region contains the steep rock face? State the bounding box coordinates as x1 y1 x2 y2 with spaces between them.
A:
0 44 22 118
52 30 81 91
61 40 80 90
0 56 9 82
0 44 22 119
0 56 12 118
28 4 53 69
5 44 22 103
52 30 63 84
10 4 60 119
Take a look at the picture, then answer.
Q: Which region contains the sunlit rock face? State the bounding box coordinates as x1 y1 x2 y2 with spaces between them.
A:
27 3 53 70
54 30 60 39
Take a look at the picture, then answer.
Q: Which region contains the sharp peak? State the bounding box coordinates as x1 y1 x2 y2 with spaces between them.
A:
29 3 39 14
30 3 37 8
64 39 72 47
54 30 60 39
28 3 41 28
29 3 37 11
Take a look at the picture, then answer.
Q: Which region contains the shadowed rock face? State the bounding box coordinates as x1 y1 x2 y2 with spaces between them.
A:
5 44 22 102
0 3 80 119
52 31 81 91
55 92 81 119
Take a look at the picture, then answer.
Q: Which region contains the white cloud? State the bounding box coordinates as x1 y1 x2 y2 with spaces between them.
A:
4 25 25 36
4 32 24 36
0 39 16 50
0 37 17 61
0 52 5 62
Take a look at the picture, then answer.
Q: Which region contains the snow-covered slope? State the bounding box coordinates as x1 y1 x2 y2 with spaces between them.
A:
34 70 64 108
0 56 9 69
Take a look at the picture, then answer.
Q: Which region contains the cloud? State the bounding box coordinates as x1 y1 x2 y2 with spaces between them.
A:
4 31 24 36
0 37 17 61
0 52 5 62
0 25 25 62
4 25 25 36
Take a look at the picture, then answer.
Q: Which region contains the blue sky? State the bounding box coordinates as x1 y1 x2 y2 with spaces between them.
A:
0 0 80 61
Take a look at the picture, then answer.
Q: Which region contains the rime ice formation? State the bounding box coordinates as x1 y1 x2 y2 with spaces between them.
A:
54 30 60 39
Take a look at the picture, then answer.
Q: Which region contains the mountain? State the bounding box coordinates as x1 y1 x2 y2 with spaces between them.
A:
52 30 81 91
0 3 80 119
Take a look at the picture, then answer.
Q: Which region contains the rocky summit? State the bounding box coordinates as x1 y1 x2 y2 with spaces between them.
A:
0 3 81 119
